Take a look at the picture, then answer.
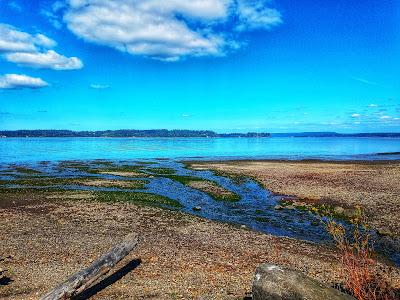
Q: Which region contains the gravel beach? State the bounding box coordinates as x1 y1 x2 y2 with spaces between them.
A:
1 159 400 299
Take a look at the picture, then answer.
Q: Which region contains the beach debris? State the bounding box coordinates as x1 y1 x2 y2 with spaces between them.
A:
40 233 139 300
252 263 355 300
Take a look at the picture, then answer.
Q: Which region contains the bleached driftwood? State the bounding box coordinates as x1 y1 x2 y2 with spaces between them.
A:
40 234 139 300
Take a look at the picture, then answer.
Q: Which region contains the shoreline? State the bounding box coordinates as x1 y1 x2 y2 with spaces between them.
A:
1 154 400 167
1 158 400 299
183 156 400 164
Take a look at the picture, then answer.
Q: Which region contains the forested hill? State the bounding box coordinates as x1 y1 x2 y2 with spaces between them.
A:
1 130 399 138
0 130 271 138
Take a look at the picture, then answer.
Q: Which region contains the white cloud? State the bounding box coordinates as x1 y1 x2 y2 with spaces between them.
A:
380 116 391 119
52 1 66 12
351 77 377 86
368 104 378 107
90 83 110 89
0 24 56 53
5 50 83 70
63 0 282 61
236 0 282 31
351 113 361 118
41 1 67 29
34 34 58 48
0 74 48 89
0 23 82 70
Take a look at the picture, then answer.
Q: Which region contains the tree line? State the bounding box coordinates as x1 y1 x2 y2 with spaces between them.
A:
0 129 271 138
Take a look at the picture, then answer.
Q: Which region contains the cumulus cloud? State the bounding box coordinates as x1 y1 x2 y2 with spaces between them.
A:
5 50 83 70
0 24 54 52
62 0 282 61
0 23 82 70
0 74 48 89
351 113 361 118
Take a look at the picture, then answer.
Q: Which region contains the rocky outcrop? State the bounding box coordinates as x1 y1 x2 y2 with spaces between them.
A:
252 264 355 300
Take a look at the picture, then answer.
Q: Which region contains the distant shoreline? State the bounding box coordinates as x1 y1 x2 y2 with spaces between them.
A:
0 129 271 138
2 136 400 139
1 129 400 138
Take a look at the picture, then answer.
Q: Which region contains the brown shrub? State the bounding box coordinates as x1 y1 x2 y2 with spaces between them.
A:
323 206 396 300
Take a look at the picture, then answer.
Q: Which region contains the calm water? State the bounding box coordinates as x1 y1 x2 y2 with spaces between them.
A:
1 137 400 162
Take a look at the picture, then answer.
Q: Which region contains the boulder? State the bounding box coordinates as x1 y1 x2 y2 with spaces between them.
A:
252 264 355 300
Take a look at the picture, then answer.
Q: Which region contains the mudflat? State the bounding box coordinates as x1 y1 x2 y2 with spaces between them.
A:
1 159 400 299
188 160 400 235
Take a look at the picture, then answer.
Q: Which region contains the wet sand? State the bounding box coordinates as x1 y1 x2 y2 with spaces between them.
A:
188 160 400 236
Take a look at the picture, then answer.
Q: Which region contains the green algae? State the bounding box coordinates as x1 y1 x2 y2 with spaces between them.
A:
145 167 176 175
0 176 149 190
94 191 182 208
13 166 42 174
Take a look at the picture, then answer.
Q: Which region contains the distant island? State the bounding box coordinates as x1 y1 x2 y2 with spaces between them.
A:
0 129 271 138
0 130 400 138
270 132 400 138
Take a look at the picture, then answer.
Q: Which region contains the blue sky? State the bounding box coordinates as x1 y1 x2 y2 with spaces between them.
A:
0 0 399 133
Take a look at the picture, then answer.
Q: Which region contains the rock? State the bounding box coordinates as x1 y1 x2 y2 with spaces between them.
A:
343 208 357 218
192 206 202 211
334 206 345 215
376 229 393 237
274 205 283 210
252 264 355 300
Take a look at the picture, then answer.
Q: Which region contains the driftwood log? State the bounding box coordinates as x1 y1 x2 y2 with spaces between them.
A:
40 233 139 300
